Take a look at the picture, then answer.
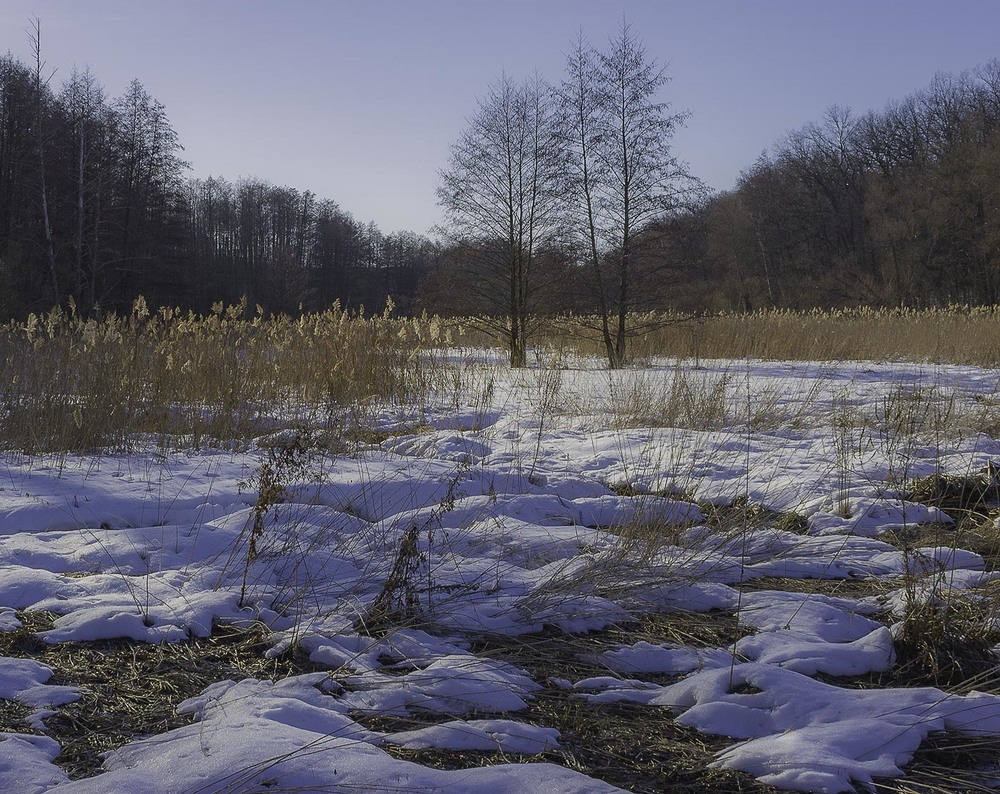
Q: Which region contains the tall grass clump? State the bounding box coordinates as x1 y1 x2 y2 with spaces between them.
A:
0 297 458 453
608 368 730 431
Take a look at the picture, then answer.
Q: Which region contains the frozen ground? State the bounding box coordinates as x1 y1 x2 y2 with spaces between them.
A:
1 355 1000 792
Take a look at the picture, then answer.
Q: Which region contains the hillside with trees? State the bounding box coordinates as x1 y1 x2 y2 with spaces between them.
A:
660 62 1000 313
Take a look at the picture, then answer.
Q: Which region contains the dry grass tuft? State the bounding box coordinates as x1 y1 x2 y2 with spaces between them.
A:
905 474 998 523
871 733 1000 794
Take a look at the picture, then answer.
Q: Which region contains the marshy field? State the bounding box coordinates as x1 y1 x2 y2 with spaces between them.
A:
3 303 1000 793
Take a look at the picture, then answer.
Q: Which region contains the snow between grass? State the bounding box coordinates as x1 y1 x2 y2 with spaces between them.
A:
0 356 999 792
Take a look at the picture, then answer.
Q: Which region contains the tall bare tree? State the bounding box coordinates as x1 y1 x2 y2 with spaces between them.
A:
437 73 562 367
557 22 702 367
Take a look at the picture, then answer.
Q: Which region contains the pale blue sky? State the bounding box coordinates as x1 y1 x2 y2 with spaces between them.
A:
2 1 997 235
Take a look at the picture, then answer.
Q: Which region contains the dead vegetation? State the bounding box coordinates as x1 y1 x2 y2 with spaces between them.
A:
870 733 1000 794
3 308 1000 791
0 615 324 779
359 613 767 794
380 698 780 794
541 305 1000 367
0 298 452 454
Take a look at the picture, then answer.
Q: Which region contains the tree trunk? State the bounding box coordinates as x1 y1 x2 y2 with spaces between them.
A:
75 117 85 302
39 151 59 303
509 315 527 367
31 19 59 304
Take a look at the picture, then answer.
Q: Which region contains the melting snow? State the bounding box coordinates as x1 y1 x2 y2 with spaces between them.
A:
0 357 998 792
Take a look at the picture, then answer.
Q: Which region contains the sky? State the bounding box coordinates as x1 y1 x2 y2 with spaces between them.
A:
1 0 998 236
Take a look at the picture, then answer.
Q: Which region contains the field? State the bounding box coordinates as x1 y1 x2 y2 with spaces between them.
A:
2 305 1000 793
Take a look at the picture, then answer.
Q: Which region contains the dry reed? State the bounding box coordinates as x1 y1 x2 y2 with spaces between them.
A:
538 305 1000 366
0 298 461 453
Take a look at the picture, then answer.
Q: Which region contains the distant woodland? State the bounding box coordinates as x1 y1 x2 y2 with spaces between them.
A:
3 27 1000 323
0 40 433 319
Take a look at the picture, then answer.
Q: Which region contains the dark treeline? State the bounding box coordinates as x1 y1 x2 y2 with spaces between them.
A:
0 48 433 320
663 61 1000 312
4 33 1000 325
182 179 432 314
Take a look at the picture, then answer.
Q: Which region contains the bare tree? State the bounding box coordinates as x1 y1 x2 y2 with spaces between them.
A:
557 22 702 367
437 73 562 367
556 33 612 356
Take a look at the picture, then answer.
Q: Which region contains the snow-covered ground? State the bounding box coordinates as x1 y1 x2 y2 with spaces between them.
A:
2 355 1000 793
